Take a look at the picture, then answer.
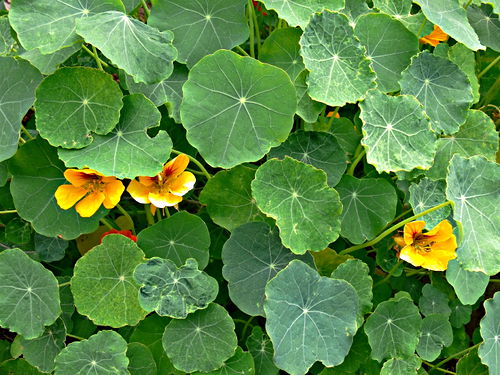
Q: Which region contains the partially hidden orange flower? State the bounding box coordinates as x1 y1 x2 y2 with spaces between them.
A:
419 25 448 47
100 229 137 243
395 220 457 271
127 154 195 212
55 169 125 218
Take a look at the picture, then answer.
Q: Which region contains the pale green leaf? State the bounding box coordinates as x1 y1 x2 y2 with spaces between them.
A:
467 4 500 52
127 342 156 375
245 326 279 375
0 16 16 55
446 259 489 305
380 355 421 375
409 178 450 229
260 0 344 27
417 314 453 361
373 0 412 17
192 347 255 375
294 70 324 123
341 0 371 22
478 292 500 374
419 284 451 317
448 44 480 103
21 44 81 75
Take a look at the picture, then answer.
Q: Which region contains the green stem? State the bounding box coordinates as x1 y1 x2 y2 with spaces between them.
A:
346 149 366 176
490 279 500 283
464 0 473 9
478 55 500 79
374 260 402 287
417 18 427 38
171 149 212 179
140 0 150 17
164 207 170 218
100 218 114 230
58 281 71 288
428 343 481 374
92 45 104 71
241 316 255 339
21 125 34 140
478 76 500 107
186 168 205 176
156 208 162 222
234 45 250 56
145 206 155 226
0 210 17 214
19 137 26 144
339 201 453 255
82 45 109 68
422 361 456 375
115 204 135 234
247 0 255 57
388 208 413 226
406 268 426 277
324 107 339 130
66 333 85 341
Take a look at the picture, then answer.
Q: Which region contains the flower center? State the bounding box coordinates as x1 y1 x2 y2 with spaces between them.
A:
84 176 105 193
413 235 434 253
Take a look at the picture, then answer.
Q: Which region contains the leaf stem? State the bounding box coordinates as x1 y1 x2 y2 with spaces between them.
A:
241 316 255 339
58 281 71 288
66 333 85 341
21 125 34 140
247 0 255 58
115 204 135 234
339 201 453 255
100 218 114 230
171 149 212 179
145 206 155 226
346 148 366 176
0 210 17 214
490 279 500 283
186 168 205 176
156 208 162 222
464 0 474 9
374 260 402 287
140 0 150 17
478 55 500 79
422 360 456 375
234 45 250 56
82 45 109 69
92 46 104 71
478 76 500 107
427 343 481 374
417 18 427 38
388 207 413 226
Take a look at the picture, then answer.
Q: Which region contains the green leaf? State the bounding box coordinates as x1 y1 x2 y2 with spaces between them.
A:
5 217 32 245
192 347 255 375
482 0 500 13
54 330 129 375
264 260 358 374
364 296 422 361
58 94 171 179
8 138 106 239
181 50 296 168
0 359 45 374
417 314 453 361
0 16 15 56
373 0 412 17
400 51 473 135
450 300 472 328
300 11 376 106
359 89 437 173
413 0 484 50
136 212 210 269
409 178 450 229
446 155 500 275
71 234 147 327
456 348 489 375
20 44 81 75
245 326 279 375
76 11 178 84
199 165 272 232
467 4 500 51
9 0 124 54
127 342 157 375
0 57 42 163
259 27 305 80
20 319 66 373
327 117 362 158
133 257 218 318
336 175 397 244
269 130 347 187
448 44 481 103
35 67 123 149
221 222 314 316
446 260 489 305
294 70 324 123
34 233 68 263
380 355 421 375
260 0 344 28
419 284 451 317
162 303 237 373
0 249 60 339
251 157 343 254
148 0 248 68
354 13 419 93
478 292 500 374
341 0 371 22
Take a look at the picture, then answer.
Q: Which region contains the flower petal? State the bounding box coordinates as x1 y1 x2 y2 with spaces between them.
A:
103 179 125 209
420 249 456 271
419 25 448 47
423 220 454 243
127 180 151 204
403 221 426 245
55 185 88 209
75 191 105 217
149 191 183 208
399 245 426 268
163 154 189 178
139 176 156 187
63 169 93 187
393 235 406 248
430 236 457 253
169 171 196 196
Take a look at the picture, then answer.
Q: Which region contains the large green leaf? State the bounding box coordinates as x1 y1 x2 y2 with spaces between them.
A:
0 57 42 162
199 166 272 232
192 347 255 375
264 260 358 375
446 259 489 305
360 89 437 173
364 295 422 361
222 222 314 316
269 130 347 187
54 330 129 375
354 13 419 92
409 178 450 229
35 67 123 149
373 0 412 17
148 0 248 68
0 248 60 339
468 4 500 50
20 44 82 76
58 94 171 179
133 258 218 318
127 342 156 375
446 155 499 275
251 157 343 254
8 138 106 239
245 327 279 375
181 50 296 168
9 0 124 54
336 176 397 244
300 11 376 106
417 314 453 361
136 212 210 269
260 0 344 28
479 292 500 374
76 11 178 84
400 51 473 135
419 284 451 317
71 235 147 327
413 0 484 50
162 303 238 373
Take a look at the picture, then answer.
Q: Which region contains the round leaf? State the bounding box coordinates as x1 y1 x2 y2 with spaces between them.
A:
478 292 500 374
245 326 279 375
264 260 358 374
468 4 500 51
58 94 171 179
34 234 68 263
380 356 421 375
71 234 147 327
181 50 296 168
300 10 376 106
35 67 123 149
127 342 157 375
222 222 314 316
409 178 450 229
136 212 210 269
192 347 255 375
417 314 453 361
162 303 237 373
446 259 489 305
251 157 343 254
419 284 451 317
0 249 60 339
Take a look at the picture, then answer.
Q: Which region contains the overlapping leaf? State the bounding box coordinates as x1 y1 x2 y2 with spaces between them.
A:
479 292 500 374
21 44 82 75
409 178 450 229
446 260 489 305
127 343 157 375
294 70 324 123
380 356 421 375
245 327 279 375
417 314 454 361
192 347 255 375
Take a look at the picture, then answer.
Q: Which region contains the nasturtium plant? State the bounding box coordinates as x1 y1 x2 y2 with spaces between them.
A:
0 1 498 374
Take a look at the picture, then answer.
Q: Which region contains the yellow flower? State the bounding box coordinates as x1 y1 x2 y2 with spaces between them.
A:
419 25 448 47
127 154 195 212
55 169 125 218
396 220 457 271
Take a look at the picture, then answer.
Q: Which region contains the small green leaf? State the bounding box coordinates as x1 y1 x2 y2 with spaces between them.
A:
448 44 481 103
478 292 500 374
417 314 453 361
245 326 279 375
380 355 421 375
446 260 489 305
34 234 68 263
127 342 157 375
251 157 343 254
71 235 147 327
5 217 32 245
328 117 361 157
419 284 451 317
450 300 472 328
0 249 60 339
294 70 324 123
409 178 450 229
192 347 255 375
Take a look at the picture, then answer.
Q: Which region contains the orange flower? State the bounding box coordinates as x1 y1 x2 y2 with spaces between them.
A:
396 220 457 271
127 154 195 212
100 229 137 243
55 169 125 218
419 25 448 47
